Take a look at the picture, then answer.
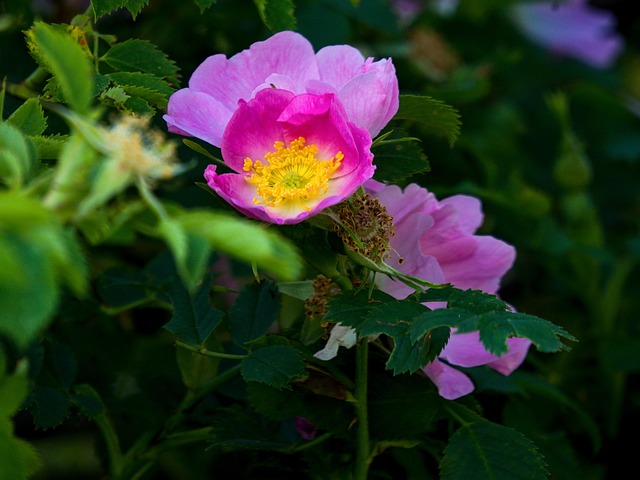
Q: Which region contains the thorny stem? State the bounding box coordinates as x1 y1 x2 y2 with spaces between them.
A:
174 340 246 361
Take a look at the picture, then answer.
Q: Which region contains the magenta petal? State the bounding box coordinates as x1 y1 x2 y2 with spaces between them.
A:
221 89 294 172
423 359 475 400
278 94 361 176
164 89 232 147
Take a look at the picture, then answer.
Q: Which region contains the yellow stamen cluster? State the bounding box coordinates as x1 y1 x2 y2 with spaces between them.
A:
243 137 343 210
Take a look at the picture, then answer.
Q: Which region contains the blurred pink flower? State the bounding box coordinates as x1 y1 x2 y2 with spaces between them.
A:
164 31 399 145
367 180 531 400
511 0 624 69
203 89 374 224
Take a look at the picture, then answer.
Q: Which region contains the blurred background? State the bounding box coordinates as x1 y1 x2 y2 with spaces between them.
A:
1 0 640 478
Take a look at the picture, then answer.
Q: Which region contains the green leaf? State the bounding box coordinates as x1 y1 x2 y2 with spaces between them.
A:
394 95 461 146
175 210 302 281
29 22 93 113
448 289 509 314
229 281 280 346
324 289 396 327
386 331 433 374
106 72 174 110
441 422 548 480
0 194 87 347
193 0 217 12
27 386 70 430
277 281 315 301
157 217 211 292
369 373 439 439
92 0 150 19
6 98 47 136
409 308 478 343
372 129 430 184
164 273 224 346
209 405 292 450
472 312 576 356
0 426 41 480
101 39 179 79
253 0 296 32
31 134 68 160
240 345 306 389
360 300 428 337
0 122 35 188
0 354 29 419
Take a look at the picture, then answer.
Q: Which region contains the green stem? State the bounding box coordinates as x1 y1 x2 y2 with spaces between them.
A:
93 409 125 477
354 339 371 480
174 340 246 361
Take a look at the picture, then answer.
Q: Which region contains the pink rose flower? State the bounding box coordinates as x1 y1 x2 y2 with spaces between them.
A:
366 180 531 400
163 31 399 146
203 89 374 224
511 0 624 69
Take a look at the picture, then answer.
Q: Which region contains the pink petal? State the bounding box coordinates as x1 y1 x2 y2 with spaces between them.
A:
423 359 475 400
437 236 516 294
221 89 294 172
189 32 319 110
439 195 483 234
164 89 233 147
316 45 367 90
278 93 362 176
439 331 531 375
488 337 531 375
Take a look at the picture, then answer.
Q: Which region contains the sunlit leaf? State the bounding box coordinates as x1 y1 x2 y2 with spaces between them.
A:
29 22 93 113
6 98 47 136
101 39 179 80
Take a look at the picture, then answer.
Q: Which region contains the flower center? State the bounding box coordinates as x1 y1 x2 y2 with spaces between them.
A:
243 137 343 210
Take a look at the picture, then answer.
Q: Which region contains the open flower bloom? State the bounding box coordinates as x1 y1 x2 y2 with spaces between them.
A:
315 181 531 400
510 0 623 69
204 89 375 224
163 30 398 146
368 180 531 399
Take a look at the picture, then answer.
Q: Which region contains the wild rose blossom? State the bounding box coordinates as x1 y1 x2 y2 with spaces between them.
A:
511 0 623 69
203 89 374 224
369 181 530 399
164 32 397 224
315 181 531 400
164 31 399 145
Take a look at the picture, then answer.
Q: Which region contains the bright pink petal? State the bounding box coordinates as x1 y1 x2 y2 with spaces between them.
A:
164 89 233 147
221 89 294 172
423 359 475 400
278 93 361 176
